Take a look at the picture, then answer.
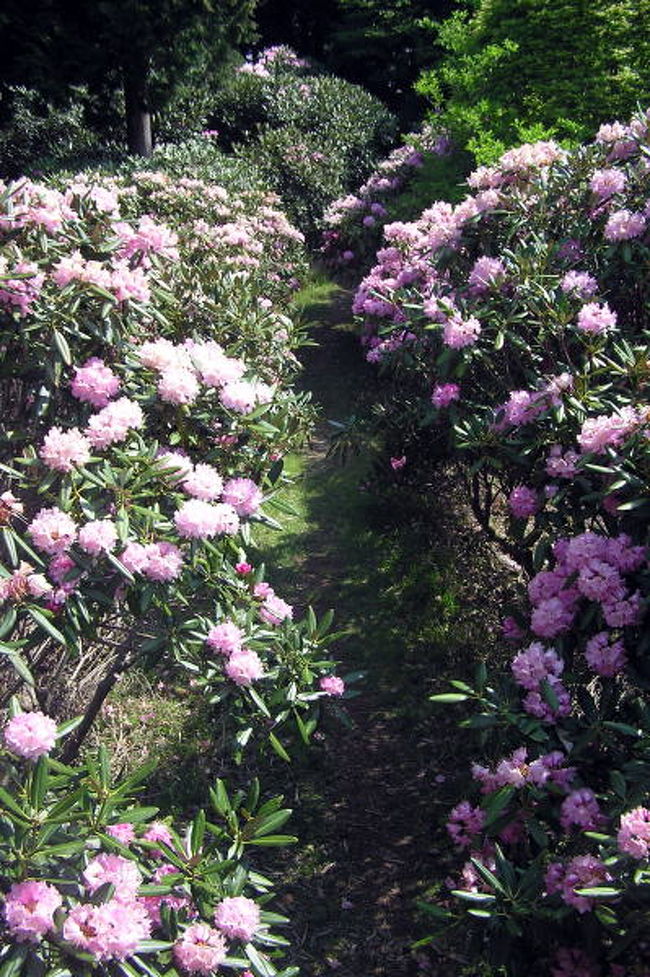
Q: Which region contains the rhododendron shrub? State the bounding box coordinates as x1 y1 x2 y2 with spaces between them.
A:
0 708 298 977
428 530 650 970
343 108 650 971
350 111 650 564
0 345 342 758
0 168 308 432
321 124 452 274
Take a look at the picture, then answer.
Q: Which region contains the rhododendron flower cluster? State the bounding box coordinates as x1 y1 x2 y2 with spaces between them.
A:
3 711 57 760
545 855 611 913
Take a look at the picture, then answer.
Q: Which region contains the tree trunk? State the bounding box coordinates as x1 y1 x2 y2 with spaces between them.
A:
123 57 153 157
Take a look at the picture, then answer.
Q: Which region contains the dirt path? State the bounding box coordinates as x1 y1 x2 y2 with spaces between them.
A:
254 287 519 976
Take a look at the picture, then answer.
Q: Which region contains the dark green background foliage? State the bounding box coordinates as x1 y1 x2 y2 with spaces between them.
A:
416 0 650 162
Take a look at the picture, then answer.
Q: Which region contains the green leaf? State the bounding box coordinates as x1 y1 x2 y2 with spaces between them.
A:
190 809 206 855
30 756 49 810
268 732 290 762
429 693 469 703
574 886 621 898
25 607 66 645
451 890 496 903
244 943 276 977
52 329 72 365
247 834 298 846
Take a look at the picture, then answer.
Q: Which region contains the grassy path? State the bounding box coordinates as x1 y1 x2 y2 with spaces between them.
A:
251 281 519 976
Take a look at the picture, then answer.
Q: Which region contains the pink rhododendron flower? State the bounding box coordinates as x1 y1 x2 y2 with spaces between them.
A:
468 256 506 291
560 270 598 298
183 464 223 501
142 821 174 855
589 167 626 198
545 445 579 478
4 711 57 759
545 855 611 913
618 806 650 858
224 648 264 686
576 302 617 335
85 398 144 449
63 899 151 960
320 675 345 696
390 455 406 471
584 631 627 677
259 593 293 625
157 367 200 406
213 895 260 942
119 542 150 575
442 314 481 348
143 542 184 582
140 864 192 928
501 616 524 642
138 338 190 373
236 561 253 575
173 924 228 974
511 642 564 691
78 519 118 556
107 823 136 845
174 500 240 539
508 485 540 518
431 383 460 408
560 788 605 832
82 853 142 903
221 478 263 516
206 620 244 656
604 209 646 241
522 676 571 723
71 357 120 408
156 450 194 480
446 801 486 848
577 407 638 454
40 426 91 472
3 880 62 942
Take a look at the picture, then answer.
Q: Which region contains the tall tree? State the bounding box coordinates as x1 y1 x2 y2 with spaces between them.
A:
0 0 258 155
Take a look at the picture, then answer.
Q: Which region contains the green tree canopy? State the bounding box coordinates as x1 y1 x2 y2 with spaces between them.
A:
417 0 650 162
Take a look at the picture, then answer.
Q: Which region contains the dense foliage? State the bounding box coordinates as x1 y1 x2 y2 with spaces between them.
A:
416 0 650 164
210 46 398 241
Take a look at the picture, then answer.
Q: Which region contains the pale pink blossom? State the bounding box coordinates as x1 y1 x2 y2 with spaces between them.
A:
63 899 151 960
446 801 486 848
431 383 460 408
173 923 228 974
28 507 77 555
576 302 617 335
604 209 646 241
560 788 604 832
618 806 650 858
259 593 293 625
143 542 184 582
71 358 120 408
4 711 57 759
157 367 200 406
40 426 91 472
85 398 144 449
221 478 263 516
83 853 141 903
442 314 481 349
183 464 224 501
206 621 244 656
320 675 345 696
3 880 62 942
213 895 260 942
78 519 118 556
224 648 264 686
174 500 240 539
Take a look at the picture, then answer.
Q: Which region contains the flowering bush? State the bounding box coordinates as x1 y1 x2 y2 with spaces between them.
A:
0 706 298 976
0 156 351 764
208 46 397 241
321 124 453 274
346 108 650 970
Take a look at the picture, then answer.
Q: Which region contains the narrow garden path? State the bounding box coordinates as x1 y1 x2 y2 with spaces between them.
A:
252 282 520 977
